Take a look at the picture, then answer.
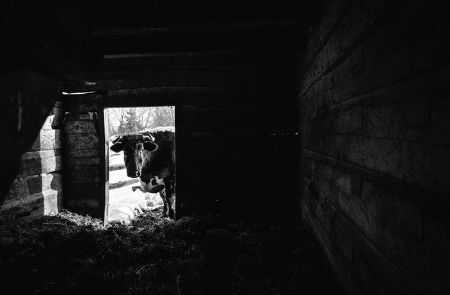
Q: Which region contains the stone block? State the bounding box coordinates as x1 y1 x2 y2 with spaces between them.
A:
29 129 61 151
4 177 30 202
27 173 62 195
18 154 62 176
66 164 100 184
66 149 99 158
64 132 99 150
64 120 98 134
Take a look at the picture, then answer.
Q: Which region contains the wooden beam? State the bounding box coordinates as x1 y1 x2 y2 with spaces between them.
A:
109 179 140 190
92 19 303 37
2 2 101 81
102 49 299 72
92 20 307 54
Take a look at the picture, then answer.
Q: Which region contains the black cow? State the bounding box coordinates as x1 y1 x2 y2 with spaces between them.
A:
110 128 175 218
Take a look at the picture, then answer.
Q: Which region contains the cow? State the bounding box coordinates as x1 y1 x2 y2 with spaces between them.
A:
110 127 175 218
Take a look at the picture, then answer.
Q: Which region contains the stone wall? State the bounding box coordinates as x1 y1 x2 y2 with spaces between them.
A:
0 70 61 208
0 112 63 223
299 0 449 293
62 97 104 218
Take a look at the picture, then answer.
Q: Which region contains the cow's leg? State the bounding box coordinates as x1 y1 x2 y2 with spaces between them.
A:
133 180 148 193
132 186 143 192
159 189 168 217
166 187 174 219
164 178 175 219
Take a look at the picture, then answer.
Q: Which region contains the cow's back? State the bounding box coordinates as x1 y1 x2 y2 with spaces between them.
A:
141 129 175 178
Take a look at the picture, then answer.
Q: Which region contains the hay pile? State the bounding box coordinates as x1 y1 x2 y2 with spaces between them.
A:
0 210 342 294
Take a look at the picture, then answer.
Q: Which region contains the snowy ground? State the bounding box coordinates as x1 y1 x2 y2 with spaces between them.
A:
108 150 163 224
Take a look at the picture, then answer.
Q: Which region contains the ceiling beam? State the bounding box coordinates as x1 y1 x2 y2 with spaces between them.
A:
92 19 304 37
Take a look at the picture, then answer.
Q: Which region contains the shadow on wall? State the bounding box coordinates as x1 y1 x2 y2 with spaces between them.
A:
0 114 63 224
0 70 60 208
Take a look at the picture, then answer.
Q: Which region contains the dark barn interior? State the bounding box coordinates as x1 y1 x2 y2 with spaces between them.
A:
0 0 448 294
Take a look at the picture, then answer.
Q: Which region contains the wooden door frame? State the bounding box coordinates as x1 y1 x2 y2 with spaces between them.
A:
99 99 182 223
99 108 110 224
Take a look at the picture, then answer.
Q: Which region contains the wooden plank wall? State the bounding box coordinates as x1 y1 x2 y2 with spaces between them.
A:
298 0 449 293
62 49 300 222
105 50 299 222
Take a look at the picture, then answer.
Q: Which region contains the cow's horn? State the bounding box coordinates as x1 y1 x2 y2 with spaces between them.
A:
143 134 155 142
112 135 122 144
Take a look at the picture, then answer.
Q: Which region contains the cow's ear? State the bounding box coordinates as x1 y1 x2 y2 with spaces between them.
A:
110 141 124 152
111 135 121 144
144 141 158 152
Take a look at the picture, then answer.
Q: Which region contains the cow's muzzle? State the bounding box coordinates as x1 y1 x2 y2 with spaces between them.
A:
149 184 165 193
126 170 140 178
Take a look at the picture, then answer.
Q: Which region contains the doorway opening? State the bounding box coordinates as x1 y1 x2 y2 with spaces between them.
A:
104 106 176 224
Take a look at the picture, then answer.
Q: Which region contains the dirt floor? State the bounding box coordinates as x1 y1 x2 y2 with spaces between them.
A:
0 210 343 294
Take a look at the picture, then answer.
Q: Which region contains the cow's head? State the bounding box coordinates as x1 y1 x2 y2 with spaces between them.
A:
110 134 158 178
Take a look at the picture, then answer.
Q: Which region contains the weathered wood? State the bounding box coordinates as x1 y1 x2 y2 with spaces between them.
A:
299 0 449 293
103 49 297 71
301 1 448 105
109 164 125 171
109 179 140 190
97 68 294 89
302 195 418 294
2 1 100 79
305 158 448 292
305 133 448 195
93 20 306 54
93 19 302 37
100 86 296 110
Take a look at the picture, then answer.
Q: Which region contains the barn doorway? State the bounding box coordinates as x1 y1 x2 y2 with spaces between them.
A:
103 106 176 224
